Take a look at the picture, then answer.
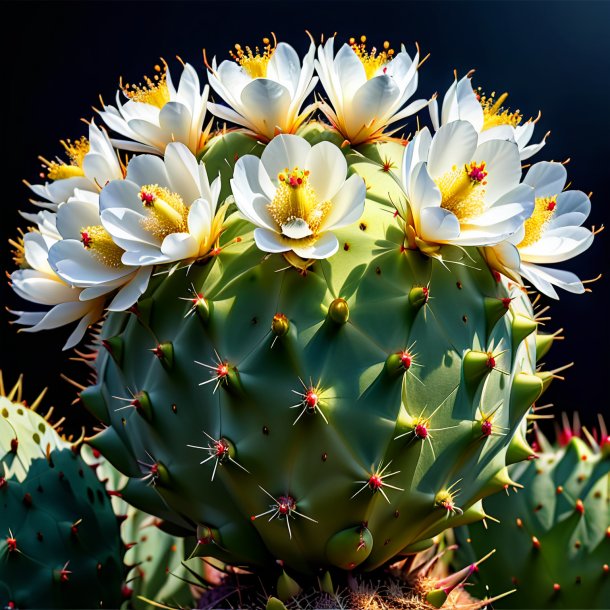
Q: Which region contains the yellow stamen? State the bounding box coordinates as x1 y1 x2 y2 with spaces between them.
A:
230 36 276 78
477 89 523 131
41 136 89 181
121 62 170 108
9 229 27 268
139 185 188 240
267 168 331 244
349 35 394 79
435 162 488 221
80 225 123 268
518 195 557 248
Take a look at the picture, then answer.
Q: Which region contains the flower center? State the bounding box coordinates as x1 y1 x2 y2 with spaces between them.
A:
350 35 394 80
139 185 189 241
121 63 170 108
477 90 523 131
80 225 124 268
435 161 488 221
42 136 89 181
518 195 557 248
267 168 331 243
231 36 275 79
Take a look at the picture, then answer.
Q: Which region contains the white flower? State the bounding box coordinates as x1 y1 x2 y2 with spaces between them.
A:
10 217 105 350
207 37 317 141
400 121 534 250
230 134 366 267
48 190 152 312
430 73 548 161
97 61 209 154
315 36 428 144
100 142 224 266
484 162 594 299
29 121 123 210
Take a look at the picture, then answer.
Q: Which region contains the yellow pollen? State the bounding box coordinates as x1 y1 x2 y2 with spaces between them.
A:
267 167 331 244
518 195 557 248
42 136 89 181
122 62 170 108
477 89 523 131
230 36 276 78
9 229 27 268
435 162 488 221
138 184 188 240
349 35 394 79
80 225 123 268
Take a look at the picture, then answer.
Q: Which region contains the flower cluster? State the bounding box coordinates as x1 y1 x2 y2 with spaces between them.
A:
9 35 597 347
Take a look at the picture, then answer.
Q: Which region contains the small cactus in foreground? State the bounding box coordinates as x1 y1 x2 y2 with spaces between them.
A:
459 416 610 608
0 374 125 609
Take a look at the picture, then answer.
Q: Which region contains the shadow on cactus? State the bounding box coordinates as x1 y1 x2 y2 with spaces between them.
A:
457 415 610 608
0 374 125 609
6 33 600 607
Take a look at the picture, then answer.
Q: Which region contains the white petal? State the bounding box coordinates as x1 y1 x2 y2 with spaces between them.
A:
281 218 313 239
519 226 594 263
348 76 400 136
292 232 338 259
101 207 159 249
56 197 100 239
402 128 432 189
260 134 311 181
253 228 291 253
267 42 301 96
126 154 171 188
108 266 152 311
231 156 276 229
323 174 366 231
158 101 193 150
160 232 198 261
23 232 54 274
305 141 347 201
11 269 78 305
473 138 521 203
467 184 534 228
187 198 213 244
164 142 203 203
240 79 292 139
523 162 567 198
520 263 584 298
427 121 478 178
419 207 461 243
409 162 442 214
334 43 367 99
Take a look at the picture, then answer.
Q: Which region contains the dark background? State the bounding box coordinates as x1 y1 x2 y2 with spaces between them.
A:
2 1 609 436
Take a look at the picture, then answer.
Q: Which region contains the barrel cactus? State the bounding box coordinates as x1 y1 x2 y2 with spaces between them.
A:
7 34 596 601
0 374 125 609
458 418 610 608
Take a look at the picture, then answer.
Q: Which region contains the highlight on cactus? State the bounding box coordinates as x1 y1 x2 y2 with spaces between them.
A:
4 29 603 609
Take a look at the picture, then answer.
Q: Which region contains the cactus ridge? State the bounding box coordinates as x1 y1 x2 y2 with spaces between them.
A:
86 129 547 578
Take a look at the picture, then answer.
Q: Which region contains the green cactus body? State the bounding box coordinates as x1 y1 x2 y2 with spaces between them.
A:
460 428 610 608
86 127 546 579
0 388 124 609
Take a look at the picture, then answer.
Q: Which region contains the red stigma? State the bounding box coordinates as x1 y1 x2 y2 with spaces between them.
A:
305 390 318 409
140 191 155 206
399 351 412 370
80 231 92 248
547 200 557 212
415 423 428 439
368 474 383 490
467 161 488 183
289 176 298 187
481 420 493 437
7 537 17 552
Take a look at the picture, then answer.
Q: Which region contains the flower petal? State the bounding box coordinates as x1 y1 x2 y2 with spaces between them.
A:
292 232 339 259
523 162 567 198
240 79 292 139
260 134 311 181
231 156 276 229
473 138 521 203
427 121 478 179
419 207 461 243
305 141 348 201
253 227 291 253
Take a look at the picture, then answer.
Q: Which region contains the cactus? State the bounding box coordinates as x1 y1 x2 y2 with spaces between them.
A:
0 374 125 609
458 417 610 608
80 127 551 585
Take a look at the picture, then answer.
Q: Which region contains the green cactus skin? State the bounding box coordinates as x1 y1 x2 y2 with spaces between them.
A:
0 390 125 609
85 126 548 580
459 428 610 608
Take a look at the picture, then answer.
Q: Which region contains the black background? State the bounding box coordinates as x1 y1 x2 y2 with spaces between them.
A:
2 1 609 436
